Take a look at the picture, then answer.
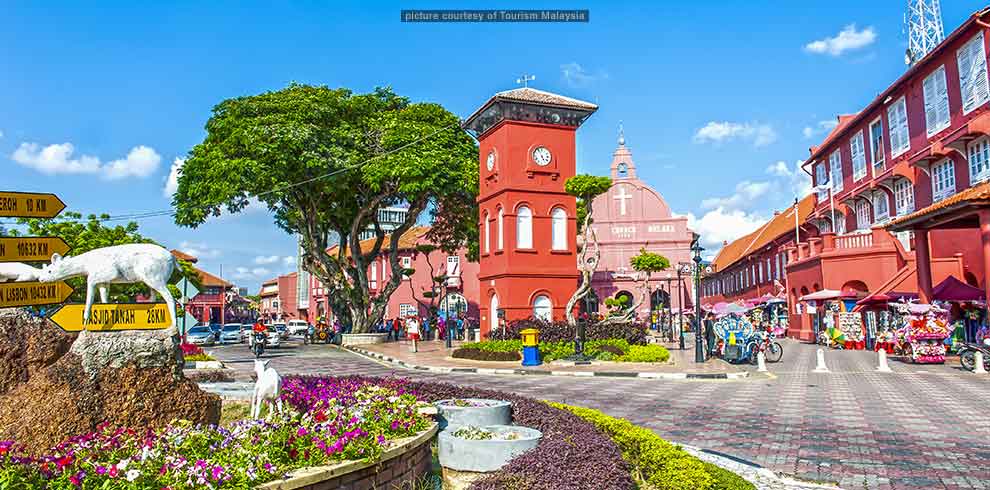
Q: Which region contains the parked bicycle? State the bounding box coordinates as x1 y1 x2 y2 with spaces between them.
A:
746 330 783 365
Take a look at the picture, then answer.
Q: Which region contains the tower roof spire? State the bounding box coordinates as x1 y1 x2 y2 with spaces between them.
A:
618 120 625 146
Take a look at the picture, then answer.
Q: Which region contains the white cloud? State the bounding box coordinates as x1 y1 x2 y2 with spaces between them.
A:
178 240 222 260
282 256 297 267
230 266 273 281
12 142 161 179
693 122 777 148
163 157 184 198
802 119 839 139
684 207 767 252
804 25 876 56
0 130 4 139
700 180 772 210
766 159 814 198
254 255 281 265
560 62 608 88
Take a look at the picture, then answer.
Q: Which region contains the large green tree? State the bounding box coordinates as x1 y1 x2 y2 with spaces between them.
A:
172 84 478 333
2 212 200 303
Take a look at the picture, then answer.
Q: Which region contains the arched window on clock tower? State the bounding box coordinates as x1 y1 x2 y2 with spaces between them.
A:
517 206 533 248
483 211 491 254
497 207 504 250
551 207 567 250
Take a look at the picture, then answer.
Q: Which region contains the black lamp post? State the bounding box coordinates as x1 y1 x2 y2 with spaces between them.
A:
691 234 705 363
676 262 690 350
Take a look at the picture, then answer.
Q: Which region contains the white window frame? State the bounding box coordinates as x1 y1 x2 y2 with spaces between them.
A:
894 179 915 216
483 211 491 254
532 295 552 321
872 191 889 224
968 136 990 185
400 256 412 280
931 159 956 202
815 161 829 201
855 200 872 230
399 303 417 317
958 31 990 115
923 65 951 137
370 261 378 289
446 255 460 277
497 207 504 250
516 206 533 249
834 213 847 235
851 131 867 181
888 97 911 158
551 207 567 250
869 117 885 173
829 150 844 192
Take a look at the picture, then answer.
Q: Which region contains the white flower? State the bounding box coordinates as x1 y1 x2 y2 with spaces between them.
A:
116 458 131 470
125 469 140 482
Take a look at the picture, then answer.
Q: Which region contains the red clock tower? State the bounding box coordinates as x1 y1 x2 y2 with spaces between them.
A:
463 87 597 336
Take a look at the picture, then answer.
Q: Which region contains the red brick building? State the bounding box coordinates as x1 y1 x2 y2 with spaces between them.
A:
702 8 990 341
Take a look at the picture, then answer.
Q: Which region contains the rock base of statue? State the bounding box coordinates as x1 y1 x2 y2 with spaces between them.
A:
0 309 221 454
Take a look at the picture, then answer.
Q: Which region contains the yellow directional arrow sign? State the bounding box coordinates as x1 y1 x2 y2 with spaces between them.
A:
0 237 70 263
0 281 73 308
0 191 66 219
49 303 172 332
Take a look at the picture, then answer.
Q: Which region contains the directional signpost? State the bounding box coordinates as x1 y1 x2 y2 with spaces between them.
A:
0 192 66 219
49 303 172 332
0 281 73 309
0 237 70 263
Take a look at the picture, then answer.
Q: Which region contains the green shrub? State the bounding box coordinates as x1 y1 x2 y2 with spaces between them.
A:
594 351 617 361
618 344 670 363
460 340 523 352
549 403 754 490
703 461 756 490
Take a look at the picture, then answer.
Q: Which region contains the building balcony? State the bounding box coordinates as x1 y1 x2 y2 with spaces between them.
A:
785 228 907 266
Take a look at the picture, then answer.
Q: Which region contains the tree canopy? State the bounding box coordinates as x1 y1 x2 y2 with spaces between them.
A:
631 249 671 274
2 212 200 303
172 84 478 333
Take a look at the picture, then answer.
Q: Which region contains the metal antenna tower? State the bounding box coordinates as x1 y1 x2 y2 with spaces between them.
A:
905 0 945 66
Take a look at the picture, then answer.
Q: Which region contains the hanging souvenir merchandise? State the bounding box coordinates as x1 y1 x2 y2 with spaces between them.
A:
893 302 950 364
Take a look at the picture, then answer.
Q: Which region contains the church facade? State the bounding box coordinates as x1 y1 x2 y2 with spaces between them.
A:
588 131 696 319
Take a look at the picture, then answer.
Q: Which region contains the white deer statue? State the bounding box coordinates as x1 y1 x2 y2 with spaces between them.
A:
37 243 179 328
252 359 283 419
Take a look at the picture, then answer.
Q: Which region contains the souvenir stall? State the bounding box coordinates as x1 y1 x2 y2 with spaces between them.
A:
891 301 951 364
800 290 863 349
854 292 916 352
931 276 986 347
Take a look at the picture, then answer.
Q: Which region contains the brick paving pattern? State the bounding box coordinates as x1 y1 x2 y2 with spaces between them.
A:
208 338 990 490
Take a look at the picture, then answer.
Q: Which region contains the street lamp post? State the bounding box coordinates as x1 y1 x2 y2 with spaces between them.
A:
691 234 705 363
675 266 684 350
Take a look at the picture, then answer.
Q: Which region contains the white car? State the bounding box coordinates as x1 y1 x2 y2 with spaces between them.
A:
249 327 280 348
287 319 310 336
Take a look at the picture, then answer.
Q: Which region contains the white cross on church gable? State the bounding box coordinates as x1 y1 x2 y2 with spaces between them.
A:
614 186 633 215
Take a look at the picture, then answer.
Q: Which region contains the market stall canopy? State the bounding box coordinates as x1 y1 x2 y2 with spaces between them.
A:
932 276 985 302
799 289 858 302
855 291 918 306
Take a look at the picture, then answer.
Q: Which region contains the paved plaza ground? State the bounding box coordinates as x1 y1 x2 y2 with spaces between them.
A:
204 337 990 490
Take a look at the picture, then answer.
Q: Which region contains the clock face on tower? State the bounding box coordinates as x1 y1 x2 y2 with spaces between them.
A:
486 150 497 171
532 146 552 166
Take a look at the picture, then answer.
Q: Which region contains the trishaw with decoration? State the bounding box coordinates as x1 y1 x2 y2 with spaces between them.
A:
712 313 782 364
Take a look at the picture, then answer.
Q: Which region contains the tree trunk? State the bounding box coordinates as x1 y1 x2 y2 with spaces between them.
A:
566 202 600 326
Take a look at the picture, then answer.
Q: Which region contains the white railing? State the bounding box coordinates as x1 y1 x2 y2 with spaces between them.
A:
835 232 873 249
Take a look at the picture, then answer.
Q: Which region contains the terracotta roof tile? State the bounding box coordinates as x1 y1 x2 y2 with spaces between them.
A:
886 181 990 230
711 194 816 272
326 226 432 258
170 249 198 263
195 267 232 288
491 87 598 110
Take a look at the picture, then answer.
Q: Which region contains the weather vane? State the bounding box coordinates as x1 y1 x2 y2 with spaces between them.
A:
516 74 535 88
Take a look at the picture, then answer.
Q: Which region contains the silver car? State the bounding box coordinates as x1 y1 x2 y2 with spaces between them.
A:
186 325 215 346
220 323 242 344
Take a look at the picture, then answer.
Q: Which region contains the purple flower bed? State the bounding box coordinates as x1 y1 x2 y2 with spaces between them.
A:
487 318 648 345
286 375 634 490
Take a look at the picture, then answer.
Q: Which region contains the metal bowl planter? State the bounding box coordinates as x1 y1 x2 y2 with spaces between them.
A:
435 398 511 430
438 425 543 473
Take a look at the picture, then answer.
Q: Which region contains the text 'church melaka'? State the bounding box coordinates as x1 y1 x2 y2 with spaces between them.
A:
305 87 695 337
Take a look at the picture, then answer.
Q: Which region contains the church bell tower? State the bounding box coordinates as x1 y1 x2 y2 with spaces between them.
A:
463 87 597 336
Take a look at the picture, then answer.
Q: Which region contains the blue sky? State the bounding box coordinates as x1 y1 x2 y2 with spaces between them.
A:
2 0 985 291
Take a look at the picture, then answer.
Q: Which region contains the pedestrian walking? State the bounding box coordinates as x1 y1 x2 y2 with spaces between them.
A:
456 314 465 340
437 316 447 342
406 316 420 353
421 316 431 341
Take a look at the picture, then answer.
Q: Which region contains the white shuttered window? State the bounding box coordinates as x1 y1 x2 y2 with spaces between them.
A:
894 179 914 215
923 65 951 136
829 151 844 192
851 131 867 181
968 137 990 184
888 97 911 157
957 31 990 114
931 160 956 202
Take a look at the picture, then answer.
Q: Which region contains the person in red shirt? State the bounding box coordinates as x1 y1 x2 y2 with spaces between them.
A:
250 320 267 347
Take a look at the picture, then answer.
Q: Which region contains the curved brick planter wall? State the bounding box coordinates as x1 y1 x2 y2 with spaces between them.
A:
257 423 438 490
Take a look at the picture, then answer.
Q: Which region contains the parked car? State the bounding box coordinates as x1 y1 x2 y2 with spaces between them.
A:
266 326 282 347
208 323 222 343
270 322 289 341
287 319 310 336
187 325 215 346
220 323 242 344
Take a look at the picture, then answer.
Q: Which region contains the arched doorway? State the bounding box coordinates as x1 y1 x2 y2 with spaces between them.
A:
489 293 499 334
579 290 600 316
651 288 670 311
440 293 468 319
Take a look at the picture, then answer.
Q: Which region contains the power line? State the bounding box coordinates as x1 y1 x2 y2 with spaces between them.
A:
1 121 463 226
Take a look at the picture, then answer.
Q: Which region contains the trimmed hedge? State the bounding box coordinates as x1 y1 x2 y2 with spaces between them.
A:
550 403 755 490
451 347 521 361
487 318 648 345
458 339 670 363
